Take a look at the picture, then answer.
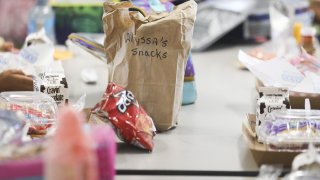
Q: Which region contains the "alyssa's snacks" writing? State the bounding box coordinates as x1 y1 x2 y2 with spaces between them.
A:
125 32 169 60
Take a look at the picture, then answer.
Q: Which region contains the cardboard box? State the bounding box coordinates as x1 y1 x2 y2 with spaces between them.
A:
255 79 320 109
243 114 299 167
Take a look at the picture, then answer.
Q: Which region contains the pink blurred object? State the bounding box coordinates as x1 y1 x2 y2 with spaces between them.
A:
0 107 116 180
45 107 98 180
289 48 320 75
91 125 116 180
0 124 116 180
0 157 43 179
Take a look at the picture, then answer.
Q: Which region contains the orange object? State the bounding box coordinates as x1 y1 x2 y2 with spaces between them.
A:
293 23 302 44
54 49 73 60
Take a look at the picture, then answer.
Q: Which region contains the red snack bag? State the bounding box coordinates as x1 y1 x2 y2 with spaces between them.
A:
92 83 156 151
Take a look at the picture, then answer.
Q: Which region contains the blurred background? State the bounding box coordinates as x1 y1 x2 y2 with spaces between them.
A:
0 0 319 50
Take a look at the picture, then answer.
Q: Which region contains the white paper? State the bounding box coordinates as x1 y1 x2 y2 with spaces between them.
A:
252 59 304 88
292 71 320 94
238 50 304 88
238 50 262 67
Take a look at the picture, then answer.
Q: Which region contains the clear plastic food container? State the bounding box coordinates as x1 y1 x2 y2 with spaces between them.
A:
257 109 320 151
0 92 58 137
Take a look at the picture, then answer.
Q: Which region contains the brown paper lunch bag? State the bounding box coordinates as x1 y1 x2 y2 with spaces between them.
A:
102 0 197 131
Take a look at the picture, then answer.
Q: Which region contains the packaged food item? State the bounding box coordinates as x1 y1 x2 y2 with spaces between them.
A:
256 87 290 133
20 29 70 105
34 72 69 105
0 109 46 160
257 110 320 150
92 83 156 151
0 91 58 137
102 0 197 131
45 107 98 180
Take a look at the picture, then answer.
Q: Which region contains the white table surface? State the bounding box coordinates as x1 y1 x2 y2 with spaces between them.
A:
114 45 258 172
62 42 109 108
64 44 262 175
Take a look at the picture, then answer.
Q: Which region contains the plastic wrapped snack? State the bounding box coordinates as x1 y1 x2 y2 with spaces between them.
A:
0 91 58 137
0 110 25 147
0 109 46 160
258 110 320 151
92 83 156 151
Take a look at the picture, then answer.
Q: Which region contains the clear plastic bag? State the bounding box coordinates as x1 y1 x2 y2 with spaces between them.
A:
0 109 47 160
257 165 282 180
284 144 320 179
